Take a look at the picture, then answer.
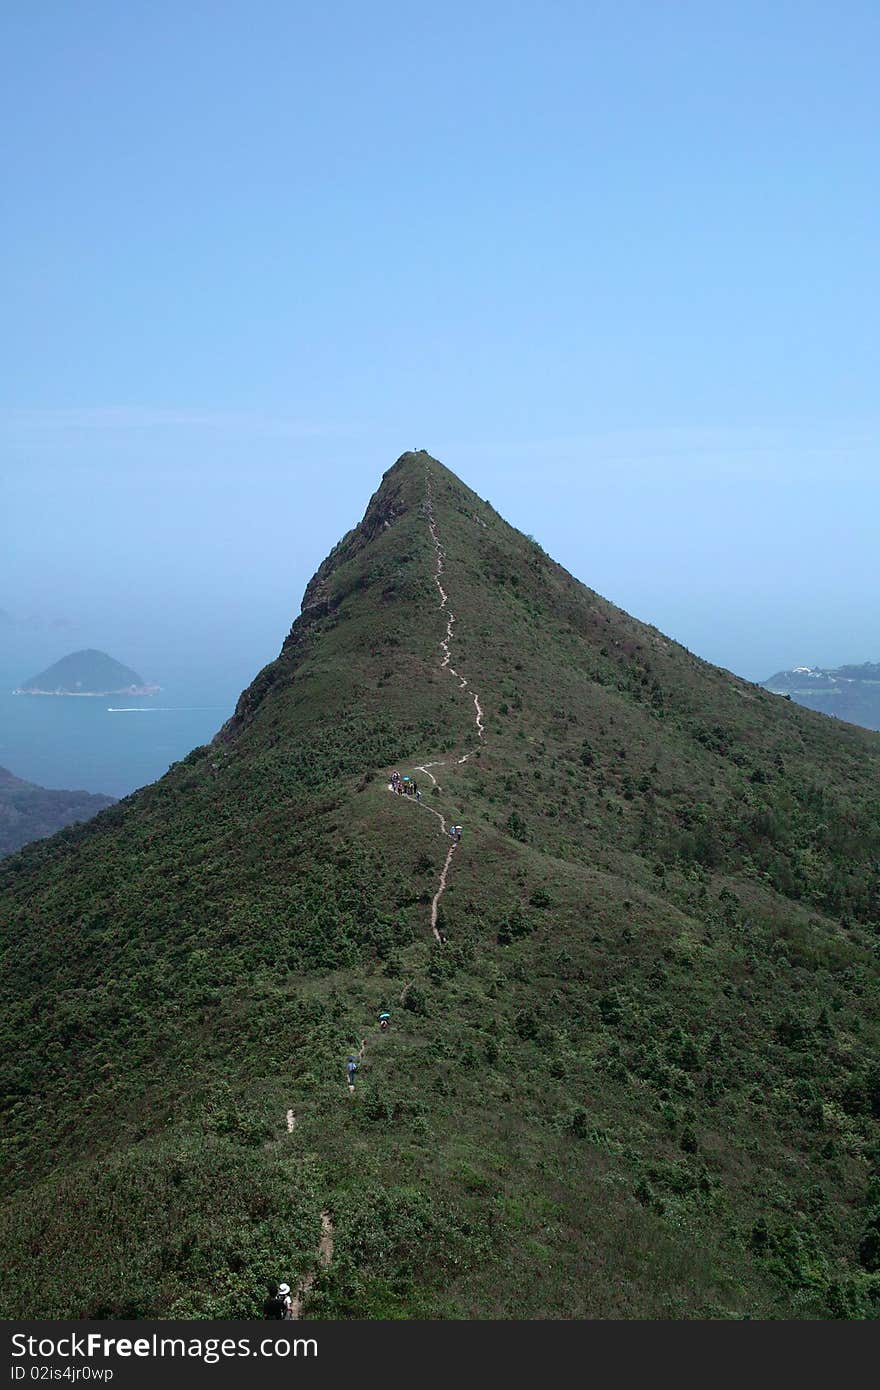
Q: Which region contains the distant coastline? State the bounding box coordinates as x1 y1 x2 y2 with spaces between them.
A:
13 684 161 697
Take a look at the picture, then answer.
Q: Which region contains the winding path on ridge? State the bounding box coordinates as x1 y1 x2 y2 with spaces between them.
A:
283 469 486 1312
424 476 485 744
395 470 486 939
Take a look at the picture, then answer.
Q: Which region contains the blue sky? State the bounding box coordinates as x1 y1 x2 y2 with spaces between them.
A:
2 0 877 690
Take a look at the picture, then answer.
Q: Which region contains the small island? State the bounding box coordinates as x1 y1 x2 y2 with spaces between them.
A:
14 649 161 697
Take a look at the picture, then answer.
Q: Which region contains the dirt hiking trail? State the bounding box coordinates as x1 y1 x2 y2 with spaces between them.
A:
283 468 486 1302
289 1211 335 1320
384 471 485 933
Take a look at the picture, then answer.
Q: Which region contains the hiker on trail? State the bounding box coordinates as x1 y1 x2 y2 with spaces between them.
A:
278 1283 292 1319
414 782 421 801
263 1282 286 1319
449 824 462 843
379 1011 390 1031
347 1056 359 1087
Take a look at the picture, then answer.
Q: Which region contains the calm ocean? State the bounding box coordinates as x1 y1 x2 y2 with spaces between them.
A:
0 670 238 799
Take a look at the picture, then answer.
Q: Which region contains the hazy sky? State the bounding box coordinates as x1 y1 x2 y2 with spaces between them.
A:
2 1 877 690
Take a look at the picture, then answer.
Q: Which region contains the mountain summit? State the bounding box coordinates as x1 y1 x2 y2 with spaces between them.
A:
2 452 880 1319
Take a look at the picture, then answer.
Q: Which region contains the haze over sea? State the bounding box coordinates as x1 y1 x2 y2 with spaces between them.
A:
0 678 233 801
0 635 276 799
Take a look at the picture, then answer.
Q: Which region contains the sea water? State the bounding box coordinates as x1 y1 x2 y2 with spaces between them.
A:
0 672 238 799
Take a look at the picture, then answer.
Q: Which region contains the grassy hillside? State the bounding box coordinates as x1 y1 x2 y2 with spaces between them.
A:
2 452 879 1319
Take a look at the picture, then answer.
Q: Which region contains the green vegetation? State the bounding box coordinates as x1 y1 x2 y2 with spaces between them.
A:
2 453 880 1319
0 765 115 858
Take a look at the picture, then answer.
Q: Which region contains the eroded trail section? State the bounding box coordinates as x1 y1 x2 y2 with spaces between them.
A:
289 1211 335 1320
472 691 485 740
430 843 457 940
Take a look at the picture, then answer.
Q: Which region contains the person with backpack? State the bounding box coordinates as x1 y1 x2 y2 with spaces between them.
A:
263 1282 286 1319
347 1056 359 1088
278 1283 292 1319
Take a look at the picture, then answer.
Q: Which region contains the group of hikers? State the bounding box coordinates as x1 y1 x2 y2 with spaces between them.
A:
263 1282 293 1319
389 769 464 845
389 769 421 801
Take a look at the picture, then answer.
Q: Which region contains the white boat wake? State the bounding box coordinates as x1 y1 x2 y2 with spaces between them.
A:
106 706 226 713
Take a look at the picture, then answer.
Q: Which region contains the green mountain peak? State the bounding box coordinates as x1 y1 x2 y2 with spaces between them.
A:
2 454 880 1320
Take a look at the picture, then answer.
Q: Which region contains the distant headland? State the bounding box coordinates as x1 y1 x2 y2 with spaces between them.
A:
14 649 161 697
0 765 116 857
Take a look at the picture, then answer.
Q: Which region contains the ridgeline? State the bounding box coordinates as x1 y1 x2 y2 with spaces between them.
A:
2 453 879 1319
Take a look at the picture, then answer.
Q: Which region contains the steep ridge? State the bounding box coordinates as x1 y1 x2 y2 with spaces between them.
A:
2 452 880 1320
424 470 486 741
388 466 487 942
293 468 484 1298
